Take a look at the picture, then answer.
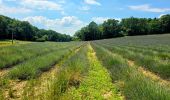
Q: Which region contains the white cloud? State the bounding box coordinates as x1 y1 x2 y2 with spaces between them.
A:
84 0 101 6
128 4 170 13
159 14 166 18
92 17 121 24
23 16 86 35
20 0 62 11
92 17 109 24
0 1 31 14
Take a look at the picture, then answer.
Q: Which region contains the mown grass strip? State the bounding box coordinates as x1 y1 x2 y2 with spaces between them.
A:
62 44 123 100
92 42 170 100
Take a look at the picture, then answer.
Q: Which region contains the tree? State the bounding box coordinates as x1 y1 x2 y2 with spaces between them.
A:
120 17 149 36
74 22 101 41
88 21 101 40
148 18 162 34
102 19 120 38
160 14 170 33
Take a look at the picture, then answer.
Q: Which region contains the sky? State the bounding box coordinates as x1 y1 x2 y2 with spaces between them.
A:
0 0 170 36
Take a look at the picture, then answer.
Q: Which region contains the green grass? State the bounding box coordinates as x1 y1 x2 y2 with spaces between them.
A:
1 34 170 99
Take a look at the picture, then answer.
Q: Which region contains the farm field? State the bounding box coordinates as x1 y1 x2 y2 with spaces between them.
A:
0 34 170 100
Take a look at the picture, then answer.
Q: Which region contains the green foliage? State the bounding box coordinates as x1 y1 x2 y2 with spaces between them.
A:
160 14 170 33
74 21 101 41
103 19 120 38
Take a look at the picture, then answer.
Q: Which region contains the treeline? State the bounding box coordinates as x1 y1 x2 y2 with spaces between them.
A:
74 14 170 41
0 15 72 42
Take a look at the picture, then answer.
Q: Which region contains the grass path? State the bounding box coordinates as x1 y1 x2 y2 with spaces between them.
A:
63 44 123 100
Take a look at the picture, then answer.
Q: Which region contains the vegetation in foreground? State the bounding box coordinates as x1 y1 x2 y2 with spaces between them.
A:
0 34 170 100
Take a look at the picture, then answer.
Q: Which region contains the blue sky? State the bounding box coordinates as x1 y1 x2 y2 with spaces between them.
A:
0 0 170 35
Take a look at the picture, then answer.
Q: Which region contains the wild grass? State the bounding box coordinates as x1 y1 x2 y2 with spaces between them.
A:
92 43 170 100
